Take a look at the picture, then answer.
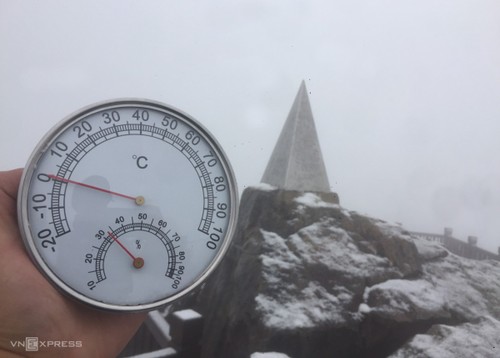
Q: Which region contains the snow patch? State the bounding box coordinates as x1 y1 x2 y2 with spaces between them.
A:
251 352 291 358
358 303 371 314
260 231 301 271
363 279 447 321
172 309 202 321
250 183 277 191
257 225 400 329
255 281 344 329
294 192 339 208
362 251 500 322
412 236 449 261
374 220 410 239
287 223 396 280
422 255 492 320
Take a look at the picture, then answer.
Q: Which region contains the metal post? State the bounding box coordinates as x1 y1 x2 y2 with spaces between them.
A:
166 309 203 358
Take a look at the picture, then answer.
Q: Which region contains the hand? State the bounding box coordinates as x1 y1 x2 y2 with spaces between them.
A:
0 169 146 358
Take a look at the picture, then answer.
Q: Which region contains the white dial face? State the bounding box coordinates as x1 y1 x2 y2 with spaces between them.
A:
19 99 237 311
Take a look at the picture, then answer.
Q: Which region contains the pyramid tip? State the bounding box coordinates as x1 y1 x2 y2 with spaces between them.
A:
296 80 310 100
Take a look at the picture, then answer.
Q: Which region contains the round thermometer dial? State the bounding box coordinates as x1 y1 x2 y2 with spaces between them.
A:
18 99 238 311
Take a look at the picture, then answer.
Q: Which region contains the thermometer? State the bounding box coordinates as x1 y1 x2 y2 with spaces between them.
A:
17 99 238 311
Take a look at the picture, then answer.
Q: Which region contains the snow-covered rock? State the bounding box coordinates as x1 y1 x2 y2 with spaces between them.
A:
176 186 500 358
389 316 500 358
251 352 291 358
255 223 400 329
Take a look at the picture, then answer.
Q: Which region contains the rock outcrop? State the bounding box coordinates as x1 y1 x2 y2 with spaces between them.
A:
177 186 500 358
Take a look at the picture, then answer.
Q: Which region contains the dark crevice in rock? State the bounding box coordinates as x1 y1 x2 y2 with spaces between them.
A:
266 327 363 358
359 316 469 358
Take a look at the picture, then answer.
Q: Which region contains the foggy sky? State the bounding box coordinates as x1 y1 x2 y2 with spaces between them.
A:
1 0 500 252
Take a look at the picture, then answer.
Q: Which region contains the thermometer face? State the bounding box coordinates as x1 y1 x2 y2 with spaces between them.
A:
17 99 238 311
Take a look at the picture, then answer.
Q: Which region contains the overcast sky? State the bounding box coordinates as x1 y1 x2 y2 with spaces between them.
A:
1 0 500 252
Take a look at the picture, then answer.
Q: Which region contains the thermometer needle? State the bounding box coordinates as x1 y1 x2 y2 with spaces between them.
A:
48 174 144 205
108 232 144 269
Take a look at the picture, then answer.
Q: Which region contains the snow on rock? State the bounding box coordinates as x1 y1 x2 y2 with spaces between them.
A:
412 237 449 261
251 352 291 358
294 192 338 208
293 192 349 218
255 222 401 329
358 303 371 314
370 218 407 237
255 281 344 329
389 316 500 358
175 187 500 358
286 223 397 281
171 309 202 321
420 253 500 320
250 183 278 192
363 279 450 322
361 247 498 323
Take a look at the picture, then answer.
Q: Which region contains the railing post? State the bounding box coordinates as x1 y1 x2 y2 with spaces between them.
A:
166 309 203 358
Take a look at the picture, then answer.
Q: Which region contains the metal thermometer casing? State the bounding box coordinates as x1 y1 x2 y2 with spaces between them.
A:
17 99 238 312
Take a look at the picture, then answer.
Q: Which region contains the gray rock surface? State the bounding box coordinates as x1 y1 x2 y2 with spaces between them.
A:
177 186 500 358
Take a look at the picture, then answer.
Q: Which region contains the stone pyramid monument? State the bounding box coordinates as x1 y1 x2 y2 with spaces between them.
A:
262 81 338 203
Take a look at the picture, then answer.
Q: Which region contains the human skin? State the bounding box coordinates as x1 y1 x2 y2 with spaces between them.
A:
0 169 146 357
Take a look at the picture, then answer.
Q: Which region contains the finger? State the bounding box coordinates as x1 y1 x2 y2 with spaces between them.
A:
0 169 23 244
0 168 23 223
0 168 23 201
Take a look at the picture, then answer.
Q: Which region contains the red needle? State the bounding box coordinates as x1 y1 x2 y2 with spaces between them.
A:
48 174 144 204
108 232 144 269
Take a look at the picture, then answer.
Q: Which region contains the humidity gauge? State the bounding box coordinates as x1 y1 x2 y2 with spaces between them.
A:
17 99 238 311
